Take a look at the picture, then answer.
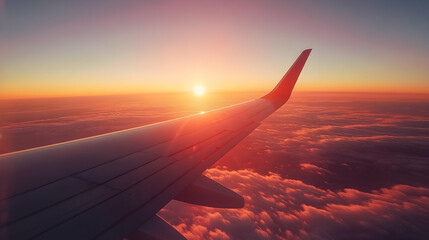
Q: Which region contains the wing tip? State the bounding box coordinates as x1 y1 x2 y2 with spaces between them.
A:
262 49 312 107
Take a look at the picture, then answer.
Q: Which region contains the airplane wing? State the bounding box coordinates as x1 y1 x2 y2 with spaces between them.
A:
0 49 311 240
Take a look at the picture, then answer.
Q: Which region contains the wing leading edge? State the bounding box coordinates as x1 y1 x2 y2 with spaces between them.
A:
0 49 311 240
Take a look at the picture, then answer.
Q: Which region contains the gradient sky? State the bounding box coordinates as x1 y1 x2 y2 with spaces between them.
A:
1 0 429 98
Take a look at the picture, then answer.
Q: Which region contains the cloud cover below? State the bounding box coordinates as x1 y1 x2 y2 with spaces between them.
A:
1 92 428 239
160 168 429 240
159 93 429 239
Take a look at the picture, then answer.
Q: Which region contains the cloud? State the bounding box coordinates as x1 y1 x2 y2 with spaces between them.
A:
214 99 429 191
299 163 329 175
160 168 429 240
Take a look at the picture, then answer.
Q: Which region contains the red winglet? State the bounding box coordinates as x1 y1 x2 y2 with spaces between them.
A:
262 49 312 107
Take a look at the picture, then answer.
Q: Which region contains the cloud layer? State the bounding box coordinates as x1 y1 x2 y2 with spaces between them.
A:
1 92 428 239
214 96 429 191
160 168 429 240
160 94 429 239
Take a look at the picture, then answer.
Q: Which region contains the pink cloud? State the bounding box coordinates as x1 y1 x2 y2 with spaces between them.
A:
160 168 429 240
299 163 329 174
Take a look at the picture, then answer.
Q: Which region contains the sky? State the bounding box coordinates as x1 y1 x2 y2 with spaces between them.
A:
1 1 429 238
1 0 429 98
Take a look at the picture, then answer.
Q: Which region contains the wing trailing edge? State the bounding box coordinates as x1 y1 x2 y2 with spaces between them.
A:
174 175 244 208
127 215 186 240
262 49 312 107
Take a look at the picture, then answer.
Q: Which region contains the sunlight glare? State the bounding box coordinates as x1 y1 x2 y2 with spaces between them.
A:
193 85 205 95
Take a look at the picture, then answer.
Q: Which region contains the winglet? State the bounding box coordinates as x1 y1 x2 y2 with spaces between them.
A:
262 49 311 107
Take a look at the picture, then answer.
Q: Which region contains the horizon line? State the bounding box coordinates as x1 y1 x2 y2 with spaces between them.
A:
1 90 429 101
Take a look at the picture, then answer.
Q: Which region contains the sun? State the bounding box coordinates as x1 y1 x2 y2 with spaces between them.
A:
193 85 205 95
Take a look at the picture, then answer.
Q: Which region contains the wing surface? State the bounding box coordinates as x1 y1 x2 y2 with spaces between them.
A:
0 49 311 240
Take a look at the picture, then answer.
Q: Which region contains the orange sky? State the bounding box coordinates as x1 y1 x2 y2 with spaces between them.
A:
1 0 429 99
